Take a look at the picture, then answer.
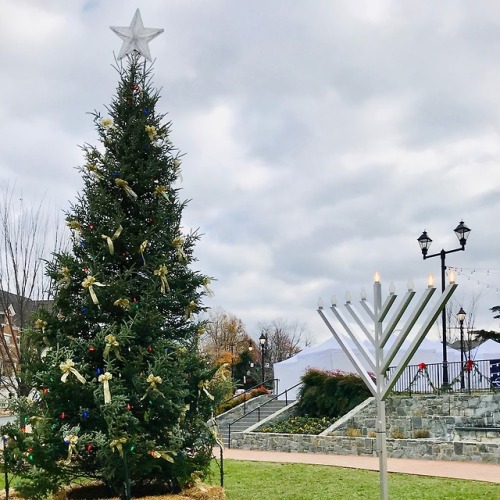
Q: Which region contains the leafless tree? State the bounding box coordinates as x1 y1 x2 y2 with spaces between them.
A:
258 318 311 365
0 184 65 397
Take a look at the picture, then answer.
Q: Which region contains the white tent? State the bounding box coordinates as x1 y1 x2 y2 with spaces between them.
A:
273 335 500 399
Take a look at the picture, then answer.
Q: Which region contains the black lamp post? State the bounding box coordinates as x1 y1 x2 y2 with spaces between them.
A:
417 220 471 386
259 333 267 384
229 343 235 380
457 307 466 390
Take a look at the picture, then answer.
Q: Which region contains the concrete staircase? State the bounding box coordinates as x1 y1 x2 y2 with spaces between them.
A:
218 396 291 447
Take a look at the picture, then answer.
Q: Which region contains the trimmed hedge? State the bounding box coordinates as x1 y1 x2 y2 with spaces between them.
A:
297 368 371 418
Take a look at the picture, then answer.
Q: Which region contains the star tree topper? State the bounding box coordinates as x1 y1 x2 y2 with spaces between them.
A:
110 9 164 62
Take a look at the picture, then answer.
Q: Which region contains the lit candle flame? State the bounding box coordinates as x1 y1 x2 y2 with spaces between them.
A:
374 272 381 283
448 268 456 284
428 273 434 288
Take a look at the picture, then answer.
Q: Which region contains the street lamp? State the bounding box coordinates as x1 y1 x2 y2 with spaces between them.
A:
259 333 267 384
457 307 466 390
417 220 471 386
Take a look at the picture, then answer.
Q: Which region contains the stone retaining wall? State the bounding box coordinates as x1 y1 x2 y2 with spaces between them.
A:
231 431 500 464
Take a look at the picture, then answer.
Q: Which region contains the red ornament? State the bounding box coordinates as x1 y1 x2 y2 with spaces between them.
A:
87 444 93 451
21 427 26 433
61 412 66 419
43 388 49 394
89 224 94 229
465 359 474 372
126 404 132 411
418 362 427 371
89 347 95 352
147 346 153 353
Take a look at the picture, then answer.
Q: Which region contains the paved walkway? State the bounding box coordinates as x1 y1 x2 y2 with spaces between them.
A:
222 448 500 483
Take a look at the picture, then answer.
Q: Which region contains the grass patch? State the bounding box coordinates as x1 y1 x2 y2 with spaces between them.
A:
209 460 500 500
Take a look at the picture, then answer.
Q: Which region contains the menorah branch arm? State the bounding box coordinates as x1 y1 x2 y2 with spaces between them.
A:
378 294 397 323
382 283 458 399
345 303 374 347
360 300 375 320
317 308 376 396
382 287 435 372
381 291 416 348
330 306 376 372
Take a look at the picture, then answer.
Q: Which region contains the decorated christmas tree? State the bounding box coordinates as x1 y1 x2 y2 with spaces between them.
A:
6 10 217 499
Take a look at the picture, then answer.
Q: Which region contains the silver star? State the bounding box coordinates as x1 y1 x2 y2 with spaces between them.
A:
110 9 164 62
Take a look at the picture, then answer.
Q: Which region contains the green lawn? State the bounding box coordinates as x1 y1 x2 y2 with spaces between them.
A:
209 460 500 500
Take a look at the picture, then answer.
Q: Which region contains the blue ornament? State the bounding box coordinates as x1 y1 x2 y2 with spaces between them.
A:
81 307 87 314
82 410 89 419
114 171 119 177
80 241 86 247
96 368 102 375
143 109 150 115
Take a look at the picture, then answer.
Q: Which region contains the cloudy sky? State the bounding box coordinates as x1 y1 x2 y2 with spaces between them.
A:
2 0 500 346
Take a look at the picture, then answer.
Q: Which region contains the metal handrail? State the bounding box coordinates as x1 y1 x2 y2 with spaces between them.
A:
219 378 278 414
227 381 302 448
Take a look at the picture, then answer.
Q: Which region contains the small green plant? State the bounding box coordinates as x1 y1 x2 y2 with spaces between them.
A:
368 431 376 438
413 428 430 439
259 416 335 435
391 428 405 439
346 427 362 437
215 385 269 415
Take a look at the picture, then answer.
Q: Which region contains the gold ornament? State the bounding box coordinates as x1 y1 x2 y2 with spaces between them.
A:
172 236 187 262
101 225 123 254
146 374 162 390
99 372 113 404
154 265 170 294
202 277 214 297
35 318 47 331
198 380 214 401
148 450 174 462
60 359 86 384
115 178 138 201
173 159 183 181
82 275 106 305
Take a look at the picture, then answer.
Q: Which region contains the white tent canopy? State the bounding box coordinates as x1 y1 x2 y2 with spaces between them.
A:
274 336 500 400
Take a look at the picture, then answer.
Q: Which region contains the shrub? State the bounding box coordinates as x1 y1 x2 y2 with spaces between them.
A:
413 428 430 439
215 385 269 415
345 427 362 437
297 369 371 418
259 416 335 435
391 428 405 439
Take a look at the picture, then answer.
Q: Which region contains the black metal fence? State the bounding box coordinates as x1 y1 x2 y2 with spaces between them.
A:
387 358 500 394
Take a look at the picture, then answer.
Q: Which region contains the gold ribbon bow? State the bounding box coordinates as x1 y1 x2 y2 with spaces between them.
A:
115 178 138 201
145 125 158 141
154 185 169 200
172 237 187 262
198 380 215 401
99 372 112 404
64 434 79 464
154 265 170 294
146 374 163 390
202 277 215 297
184 300 197 320
67 220 82 232
101 225 123 255
60 359 86 384
113 298 130 310
148 450 174 462
86 164 104 180
35 318 47 331
56 266 71 289
110 437 127 458
103 334 124 361
82 275 106 305
139 240 148 264
173 159 183 181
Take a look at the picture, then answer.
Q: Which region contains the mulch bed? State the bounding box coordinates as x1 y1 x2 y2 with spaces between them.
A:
1 482 225 500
